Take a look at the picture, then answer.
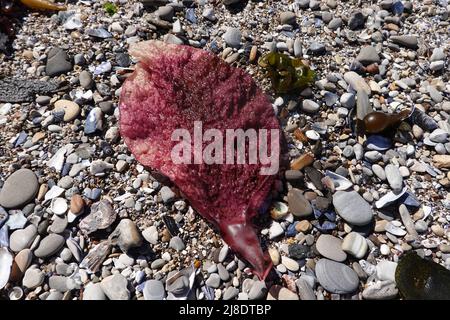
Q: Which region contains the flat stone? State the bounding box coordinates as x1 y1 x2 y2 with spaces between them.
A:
167 275 189 295
390 35 418 49
385 221 406 237
79 199 116 234
316 235 347 262
143 279 166 300
385 164 403 193
54 100 81 122
0 169 38 209
302 99 320 113
268 285 299 300
372 164 386 180
12 249 32 278
45 47 72 77
9 225 37 252
101 274 130 300
296 278 316 300
280 11 296 25
205 273 221 288
169 236 185 251
34 234 65 258
156 5 174 21
430 47 445 62
142 226 159 245
223 27 241 48
308 41 326 55
398 204 418 238
340 93 355 109
328 17 342 30
430 129 448 143
281 256 299 272
356 46 380 65
294 38 302 57
430 61 445 71
315 259 359 294
83 283 106 300
22 268 44 289
344 72 371 95
287 188 313 217
333 191 373 226
341 232 368 259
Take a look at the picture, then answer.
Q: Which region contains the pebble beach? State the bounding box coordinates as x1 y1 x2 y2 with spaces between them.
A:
0 0 449 301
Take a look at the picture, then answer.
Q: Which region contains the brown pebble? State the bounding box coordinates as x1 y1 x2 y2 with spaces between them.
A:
374 220 387 232
32 132 46 144
364 63 379 74
37 184 48 201
295 220 312 233
290 153 314 170
70 194 85 215
161 228 171 242
249 45 258 63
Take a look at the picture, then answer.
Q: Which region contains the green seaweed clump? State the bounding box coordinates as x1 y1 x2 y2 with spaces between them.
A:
395 252 450 300
104 2 118 16
258 52 315 94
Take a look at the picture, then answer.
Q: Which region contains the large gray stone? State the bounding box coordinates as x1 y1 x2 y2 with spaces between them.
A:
0 169 38 209
315 259 359 294
333 191 373 226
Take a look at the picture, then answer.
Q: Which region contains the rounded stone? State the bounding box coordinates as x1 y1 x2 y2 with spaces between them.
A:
332 191 373 226
316 234 347 262
287 188 313 217
281 256 299 272
205 273 221 288
143 279 166 300
83 282 106 300
315 259 359 294
223 27 241 48
341 232 368 259
22 268 44 289
34 234 65 258
100 274 130 300
0 169 38 209
9 225 37 252
54 100 81 122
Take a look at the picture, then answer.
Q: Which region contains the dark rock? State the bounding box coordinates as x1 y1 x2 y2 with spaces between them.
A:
0 78 60 103
46 48 73 77
348 12 365 30
396 252 450 299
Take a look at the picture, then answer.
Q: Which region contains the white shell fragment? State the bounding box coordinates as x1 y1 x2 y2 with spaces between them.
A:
325 170 353 191
51 197 68 216
0 247 13 290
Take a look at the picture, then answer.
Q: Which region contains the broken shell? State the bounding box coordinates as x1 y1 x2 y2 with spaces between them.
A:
325 170 353 191
44 185 65 203
51 197 68 216
305 130 320 141
270 201 289 220
8 286 23 300
0 247 13 289
385 222 407 237
375 187 407 209
79 199 117 234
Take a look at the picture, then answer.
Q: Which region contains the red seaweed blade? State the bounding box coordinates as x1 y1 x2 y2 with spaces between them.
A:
119 41 281 279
